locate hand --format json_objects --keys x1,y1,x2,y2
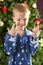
[
  {"x1": 32, "y1": 25, "x2": 41, "y2": 39},
  {"x1": 7, "y1": 23, "x2": 16, "y2": 36},
  {"x1": 7, "y1": 24, "x2": 24, "y2": 37}
]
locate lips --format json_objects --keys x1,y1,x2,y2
[{"x1": 17, "y1": 23, "x2": 26, "y2": 26}]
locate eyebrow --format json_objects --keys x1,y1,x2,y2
[{"x1": 17, "y1": 18, "x2": 26, "y2": 19}]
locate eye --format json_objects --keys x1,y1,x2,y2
[
  {"x1": 18, "y1": 18, "x2": 21, "y2": 21},
  {"x1": 24, "y1": 18, "x2": 26, "y2": 21}
]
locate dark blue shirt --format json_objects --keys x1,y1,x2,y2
[{"x1": 4, "y1": 28, "x2": 39, "y2": 65}]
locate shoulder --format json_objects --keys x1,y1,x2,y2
[{"x1": 25, "y1": 28, "x2": 33, "y2": 36}]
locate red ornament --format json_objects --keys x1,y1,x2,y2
[
  {"x1": 34, "y1": 18, "x2": 40, "y2": 26},
  {"x1": 1, "y1": 6, "x2": 8, "y2": 12}
]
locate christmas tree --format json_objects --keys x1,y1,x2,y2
[{"x1": 0, "y1": 0, "x2": 43, "y2": 65}]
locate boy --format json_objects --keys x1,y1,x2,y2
[{"x1": 4, "y1": 3, "x2": 40, "y2": 65}]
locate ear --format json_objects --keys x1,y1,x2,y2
[{"x1": 12, "y1": 17, "x2": 15, "y2": 23}]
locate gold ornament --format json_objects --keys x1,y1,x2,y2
[
  {"x1": 32, "y1": 3, "x2": 37, "y2": 8},
  {"x1": 0, "y1": 20, "x2": 4, "y2": 27}
]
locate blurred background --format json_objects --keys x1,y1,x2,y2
[{"x1": 0, "y1": 0, "x2": 43, "y2": 65}]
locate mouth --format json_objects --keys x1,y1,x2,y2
[
  {"x1": 19, "y1": 26, "x2": 25, "y2": 30},
  {"x1": 20, "y1": 24, "x2": 25, "y2": 27}
]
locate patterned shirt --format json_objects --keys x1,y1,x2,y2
[{"x1": 4, "y1": 28, "x2": 39, "y2": 65}]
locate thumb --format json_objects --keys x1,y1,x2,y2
[
  {"x1": 7, "y1": 28, "x2": 10, "y2": 32},
  {"x1": 40, "y1": 30, "x2": 42, "y2": 32},
  {"x1": 12, "y1": 23, "x2": 16, "y2": 29},
  {"x1": 34, "y1": 25, "x2": 36, "y2": 28},
  {"x1": 32, "y1": 26, "x2": 35, "y2": 31}
]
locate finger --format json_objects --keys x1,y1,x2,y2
[
  {"x1": 32, "y1": 25, "x2": 35, "y2": 31},
  {"x1": 32, "y1": 25, "x2": 36, "y2": 32},
  {"x1": 12, "y1": 23, "x2": 16, "y2": 30},
  {"x1": 36, "y1": 24, "x2": 39, "y2": 29},
  {"x1": 34, "y1": 25, "x2": 36, "y2": 28},
  {"x1": 7, "y1": 28, "x2": 10, "y2": 31},
  {"x1": 33, "y1": 25, "x2": 37, "y2": 30},
  {"x1": 40, "y1": 30, "x2": 42, "y2": 33},
  {"x1": 12, "y1": 23, "x2": 15, "y2": 28}
]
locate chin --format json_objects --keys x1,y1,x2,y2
[{"x1": 20, "y1": 27, "x2": 25, "y2": 30}]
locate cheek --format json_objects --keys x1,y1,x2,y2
[
  {"x1": 17, "y1": 21, "x2": 20, "y2": 25},
  {"x1": 24, "y1": 22, "x2": 26, "y2": 26}
]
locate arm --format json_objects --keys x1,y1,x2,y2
[
  {"x1": 28, "y1": 35, "x2": 39, "y2": 55},
  {"x1": 4, "y1": 32, "x2": 17, "y2": 55},
  {"x1": 29, "y1": 25, "x2": 40, "y2": 55}
]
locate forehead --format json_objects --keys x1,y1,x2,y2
[{"x1": 14, "y1": 10, "x2": 28, "y2": 18}]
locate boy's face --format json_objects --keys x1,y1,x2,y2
[{"x1": 13, "y1": 10, "x2": 29, "y2": 30}]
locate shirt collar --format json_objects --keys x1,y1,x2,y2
[{"x1": 25, "y1": 28, "x2": 33, "y2": 36}]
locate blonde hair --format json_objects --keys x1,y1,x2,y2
[{"x1": 13, "y1": 3, "x2": 30, "y2": 16}]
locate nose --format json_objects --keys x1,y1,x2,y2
[{"x1": 20, "y1": 20, "x2": 25, "y2": 26}]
